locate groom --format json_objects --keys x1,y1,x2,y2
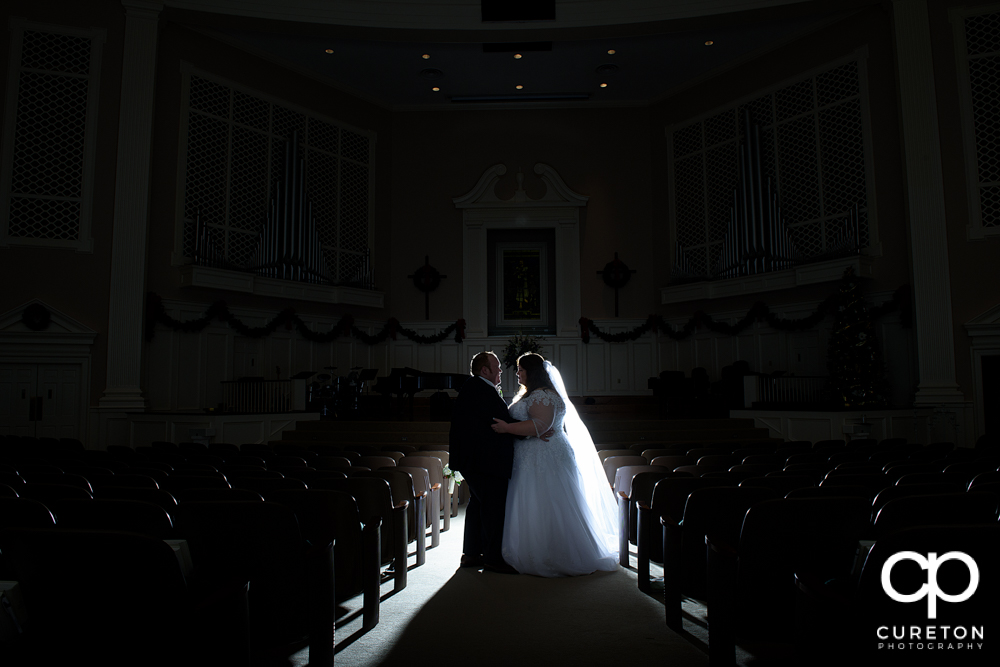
[{"x1": 449, "y1": 351, "x2": 519, "y2": 574}]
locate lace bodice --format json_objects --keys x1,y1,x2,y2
[{"x1": 509, "y1": 389, "x2": 565, "y2": 437}]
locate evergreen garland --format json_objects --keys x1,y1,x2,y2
[
  {"x1": 579, "y1": 271, "x2": 910, "y2": 343},
  {"x1": 145, "y1": 270, "x2": 908, "y2": 352},
  {"x1": 145, "y1": 293, "x2": 466, "y2": 345}
]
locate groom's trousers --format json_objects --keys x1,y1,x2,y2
[{"x1": 461, "y1": 470, "x2": 509, "y2": 566}]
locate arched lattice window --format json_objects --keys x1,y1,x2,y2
[
  {"x1": 0, "y1": 20, "x2": 104, "y2": 252},
  {"x1": 177, "y1": 68, "x2": 374, "y2": 284},
  {"x1": 669, "y1": 54, "x2": 876, "y2": 278}
]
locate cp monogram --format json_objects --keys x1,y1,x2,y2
[{"x1": 881, "y1": 551, "x2": 979, "y2": 619}]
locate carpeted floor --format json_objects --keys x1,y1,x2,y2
[{"x1": 300, "y1": 505, "x2": 710, "y2": 667}]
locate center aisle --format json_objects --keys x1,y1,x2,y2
[{"x1": 313, "y1": 503, "x2": 708, "y2": 667}]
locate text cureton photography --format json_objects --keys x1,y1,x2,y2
[{"x1": 871, "y1": 548, "x2": 989, "y2": 659}]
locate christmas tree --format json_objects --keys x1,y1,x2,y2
[{"x1": 824, "y1": 268, "x2": 890, "y2": 408}]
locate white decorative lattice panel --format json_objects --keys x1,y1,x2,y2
[
  {"x1": 181, "y1": 73, "x2": 373, "y2": 281},
  {"x1": 671, "y1": 58, "x2": 871, "y2": 275},
  {"x1": 4, "y1": 26, "x2": 101, "y2": 248},
  {"x1": 964, "y1": 11, "x2": 1000, "y2": 231}
]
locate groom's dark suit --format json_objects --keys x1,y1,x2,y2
[{"x1": 449, "y1": 375, "x2": 515, "y2": 566}]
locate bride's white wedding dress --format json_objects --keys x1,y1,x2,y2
[{"x1": 501, "y1": 371, "x2": 619, "y2": 577}]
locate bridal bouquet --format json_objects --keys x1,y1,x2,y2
[{"x1": 442, "y1": 465, "x2": 464, "y2": 493}]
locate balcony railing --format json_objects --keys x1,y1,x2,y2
[
  {"x1": 221, "y1": 379, "x2": 290, "y2": 413},
  {"x1": 743, "y1": 375, "x2": 827, "y2": 408}
]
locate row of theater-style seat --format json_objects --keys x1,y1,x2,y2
[
  {"x1": 0, "y1": 437, "x2": 454, "y2": 667},
  {"x1": 602, "y1": 438, "x2": 1000, "y2": 666}
]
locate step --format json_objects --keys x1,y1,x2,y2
[
  {"x1": 282, "y1": 430, "x2": 450, "y2": 444},
  {"x1": 295, "y1": 420, "x2": 450, "y2": 433},
  {"x1": 589, "y1": 430, "x2": 772, "y2": 444},
  {"x1": 582, "y1": 418, "x2": 757, "y2": 432}
]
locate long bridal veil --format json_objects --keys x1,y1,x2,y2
[{"x1": 544, "y1": 361, "x2": 619, "y2": 557}]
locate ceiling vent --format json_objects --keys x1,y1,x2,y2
[
  {"x1": 482, "y1": 42, "x2": 552, "y2": 53},
  {"x1": 481, "y1": 0, "x2": 555, "y2": 22},
  {"x1": 451, "y1": 92, "x2": 590, "y2": 103}
]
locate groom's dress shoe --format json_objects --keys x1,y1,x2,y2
[
  {"x1": 460, "y1": 554, "x2": 485, "y2": 569},
  {"x1": 483, "y1": 561, "x2": 519, "y2": 575}
]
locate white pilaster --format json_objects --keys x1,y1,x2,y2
[
  {"x1": 892, "y1": 0, "x2": 964, "y2": 405},
  {"x1": 99, "y1": 1, "x2": 162, "y2": 411}
]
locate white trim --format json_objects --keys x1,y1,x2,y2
[{"x1": 0, "y1": 18, "x2": 105, "y2": 253}]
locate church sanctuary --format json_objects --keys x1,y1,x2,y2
[{"x1": 1, "y1": 0, "x2": 999, "y2": 666}]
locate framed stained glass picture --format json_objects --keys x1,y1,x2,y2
[
  {"x1": 501, "y1": 247, "x2": 542, "y2": 320},
  {"x1": 487, "y1": 229, "x2": 556, "y2": 336}
]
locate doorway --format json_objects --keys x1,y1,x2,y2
[{"x1": 0, "y1": 363, "x2": 83, "y2": 439}]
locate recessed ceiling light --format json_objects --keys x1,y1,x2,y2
[
  {"x1": 515, "y1": 85, "x2": 523, "y2": 90},
  {"x1": 514, "y1": 53, "x2": 523, "y2": 59},
  {"x1": 705, "y1": 40, "x2": 714, "y2": 46},
  {"x1": 607, "y1": 49, "x2": 616, "y2": 55},
  {"x1": 422, "y1": 54, "x2": 431, "y2": 59},
  {"x1": 432, "y1": 87, "x2": 440, "y2": 91},
  {"x1": 324, "y1": 49, "x2": 334, "y2": 54},
  {"x1": 600, "y1": 83, "x2": 608, "y2": 88}
]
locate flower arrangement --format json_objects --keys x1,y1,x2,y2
[
  {"x1": 442, "y1": 464, "x2": 464, "y2": 493},
  {"x1": 501, "y1": 333, "x2": 542, "y2": 369}
]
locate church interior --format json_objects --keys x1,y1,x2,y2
[{"x1": 1, "y1": 1, "x2": 999, "y2": 666}]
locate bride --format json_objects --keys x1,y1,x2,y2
[{"x1": 490, "y1": 353, "x2": 619, "y2": 577}]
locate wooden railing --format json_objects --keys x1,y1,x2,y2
[
  {"x1": 221, "y1": 380, "x2": 290, "y2": 413},
  {"x1": 743, "y1": 375, "x2": 827, "y2": 408}
]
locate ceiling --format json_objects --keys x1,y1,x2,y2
[{"x1": 165, "y1": 0, "x2": 869, "y2": 110}]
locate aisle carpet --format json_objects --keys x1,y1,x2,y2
[{"x1": 307, "y1": 505, "x2": 709, "y2": 667}]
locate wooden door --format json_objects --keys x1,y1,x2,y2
[{"x1": 0, "y1": 363, "x2": 81, "y2": 439}]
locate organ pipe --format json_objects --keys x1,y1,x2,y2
[
  {"x1": 714, "y1": 109, "x2": 797, "y2": 279},
  {"x1": 252, "y1": 131, "x2": 331, "y2": 284}
]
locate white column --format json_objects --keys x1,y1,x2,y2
[
  {"x1": 892, "y1": 0, "x2": 964, "y2": 406},
  {"x1": 99, "y1": 1, "x2": 162, "y2": 411}
]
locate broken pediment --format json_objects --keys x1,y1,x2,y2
[{"x1": 453, "y1": 163, "x2": 589, "y2": 209}]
